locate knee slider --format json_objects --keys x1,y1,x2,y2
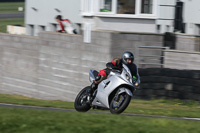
[{"x1": 95, "y1": 75, "x2": 106, "y2": 84}]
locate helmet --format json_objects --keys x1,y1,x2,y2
[{"x1": 121, "y1": 51, "x2": 134, "y2": 64}]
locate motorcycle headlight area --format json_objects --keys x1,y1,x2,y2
[
  {"x1": 126, "y1": 74, "x2": 131, "y2": 82},
  {"x1": 135, "y1": 82, "x2": 139, "y2": 86},
  {"x1": 127, "y1": 75, "x2": 130, "y2": 79}
]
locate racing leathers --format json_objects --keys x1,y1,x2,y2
[{"x1": 91, "y1": 58, "x2": 140, "y2": 91}]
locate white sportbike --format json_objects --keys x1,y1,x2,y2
[{"x1": 74, "y1": 64, "x2": 139, "y2": 114}]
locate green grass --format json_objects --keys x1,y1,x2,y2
[
  {"x1": 0, "y1": 106, "x2": 200, "y2": 133},
  {"x1": 0, "y1": 94, "x2": 200, "y2": 133},
  {"x1": 0, "y1": 94, "x2": 200, "y2": 118},
  {"x1": 125, "y1": 99, "x2": 200, "y2": 118},
  {"x1": 0, "y1": 18, "x2": 24, "y2": 33},
  {"x1": 0, "y1": 2, "x2": 25, "y2": 13},
  {"x1": 0, "y1": 94, "x2": 74, "y2": 109},
  {"x1": 0, "y1": 2, "x2": 25, "y2": 33}
]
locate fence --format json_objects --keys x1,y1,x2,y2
[
  {"x1": 195, "y1": 36, "x2": 200, "y2": 52},
  {"x1": 164, "y1": 49, "x2": 200, "y2": 70},
  {"x1": 7, "y1": 25, "x2": 25, "y2": 35}
]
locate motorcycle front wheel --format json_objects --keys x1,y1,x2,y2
[
  {"x1": 74, "y1": 86, "x2": 91, "y2": 112},
  {"x1": 110, "y1": 89, "x2": 131, "y2": 114}
]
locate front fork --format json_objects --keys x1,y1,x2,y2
[{"x1": 87, "y1": 89, "x2": 97, "y2": 104}]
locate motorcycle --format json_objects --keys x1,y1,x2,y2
[{"x1": 74, "y1": 64, "x2": 139, "y2": 114}]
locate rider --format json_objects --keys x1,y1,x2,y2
[
  {"x1": 55, "y1": 15, "x2": 72, "y2": 33},
  {"x1": 89, "y1": 51, "x2": 140, "y2": 93}
]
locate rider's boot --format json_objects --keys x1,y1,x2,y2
[
  {"x1": 87, "y1": 75, "x2": 101, "y2": 95},
  {"x1": 86, "y1": 82, "x2": 97, "y2": 104},
  {"x1": 86, "y1": 75, "x2": 102, "y2": 104},
  {"x1": 87, "y1": 82, "x2": 97, "y2": 95}
]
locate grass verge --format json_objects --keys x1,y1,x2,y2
[
  {"x1": 0, "y1": 106, "x2": 200, "y2": 133},
  {"x1": 0, "y1": 2, "x2": 25, "y2": 13},
  {"x1": 0, "y1": 94, "x2": 200, "y2": 133},
  {"x1": 0, "y1": 18, "x2": 24, "y2": 33},
  {"x1": 0, "y1": 93, "x2": 200, "y2": 118},
  {"x1": 126, "y1": 98, "x2": 200, "y2": 118}
]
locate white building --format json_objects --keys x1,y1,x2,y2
[
  {"x1": 183, "y1": 0, "x2": 200, "y2": 35},
  {"x1": 25, "y1": 0, "x2": 82, "y2": 36},
  {"x1": 25, "y1": 0, "x2": 200, "y2": 36},
  {"x1": 82, "y1": 0, "x2": 200, "y2": 35}
]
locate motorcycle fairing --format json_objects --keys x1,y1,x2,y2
[{"x1": 92, "y1": 74, "x2": 133, "y2": 108}]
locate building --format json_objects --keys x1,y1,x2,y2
[
  {"x1": 25, "y1": 0, "x2": 200, "y2": 36},
  {"x1": 82, "y1": 0, "x2": 200, "y2": 35},
  {"x1": 25, "y1": 0, "x2": 82, "y2": 36},
  {"x1": 183, "y1": 0, "x2": 200, "y2": 35}
]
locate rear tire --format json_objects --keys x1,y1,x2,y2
[
  {"x1": 110, "y1": 88, "x2": 131, "y2": 114},
  {"x1": 74, "y1": 86, "x2": 91, "y2": 112}
]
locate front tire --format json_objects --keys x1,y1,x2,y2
[
  {"x1": 74, "y1": 86, "x2": 91, "y2": 112},
  {"x1": 110, "y1": 88, "x2": 131, "y2": 114}
]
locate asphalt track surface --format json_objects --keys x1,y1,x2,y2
[
  {"x1": 1, "y1": 103, "x2": 200, "y2": 121},
  {"x1": 0, "y1": 12, "x2": 24, "y2": 18}
]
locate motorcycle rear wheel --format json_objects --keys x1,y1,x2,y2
[
  {"x1": 74, "y1": 86, "x2": 91, "y2": 112},
  {"x1": 110, "y1": 89, "x2": 131, "y2": 114}
]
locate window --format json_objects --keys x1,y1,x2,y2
[
  {"x1": 100, "y1": 0, "x2": 112, "y2": 12},
  {"x1": 141, "y1": 0, "x2": 153, "y2": 14},
  {"x1": 117, "y1": 0, "x2": 136, "y2": 14},
  {"x1": 94, "y1": 0, "x2": 156, "y2": 17}
]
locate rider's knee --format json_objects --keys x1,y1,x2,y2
[{"x1": 94, "y1": 75, "x2": 106, "y2": 84}]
